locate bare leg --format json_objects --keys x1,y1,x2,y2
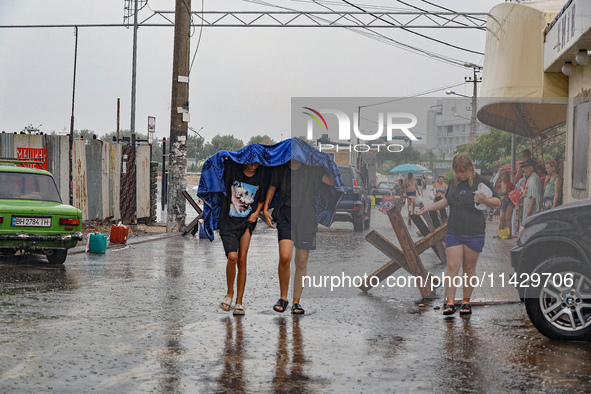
[
  {"x1": 276, "y1": 239, "x2": 293, "y2": 311},
  {"x1": 444, "y1": 245, "x2": 464, "y2": 304},
  {"x1": 504, "y1": 205, "x2": 513, "y2": 236},
  {"x1": 234, "y1": 229, "x2": 252, "y2": 305},
  {"x1": 498, "y1": 209, "x2": 506, "y2": 231},
  {"x1": 461, "y1": 245, "x2": 480, "y2": 301},
  {"x1": 292, "y1": 248, "x2": 310, "y2": 309},
  {"x1": 225, "y1": 251, "x2": 238, "y2": 301}
]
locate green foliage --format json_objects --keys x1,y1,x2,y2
[
  {"x1": 454, "y1": 127, "x2": 565, "y2": 171},
  {"x1": 188, "y1": 163, "x2": 203, "y2": 172},
  {"x1": 443, "y1": 170, "x2": 454, "y2": 184},
  {"x1": 297, "y1": 135, "x2": 315, "y2": 145},
  {"x1": 203, "y1": 134, "x2": 244, "y2": 157},
  {"x1": 248, "y1": 135, "x2": 276, "y2": 145},
  {"x1": 365, "y1": 140, "x2": 421, "y2": 169}
]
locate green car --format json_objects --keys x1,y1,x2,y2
[{"x1": 0, "y1": 163, "x2": 82, "y2": 264}]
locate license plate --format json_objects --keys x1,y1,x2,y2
[{"x1": 12, "y1": 217, "x2": 51, "y2": 227}]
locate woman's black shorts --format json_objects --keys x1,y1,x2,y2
[{"x1": 276, "y1": 205, "x2": 317, "y2": 250}]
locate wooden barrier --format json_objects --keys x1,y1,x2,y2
[
  {"x1": 181, "y1": 191, "x2": 204, "y2": 236},
  {"x1": 360, "y1": 204, "x2": 448, "y2": 298}
]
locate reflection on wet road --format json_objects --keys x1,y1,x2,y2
[{"x1": 1, "y1": 213, "x2": 591, "y2": 392}]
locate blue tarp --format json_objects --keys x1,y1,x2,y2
[{"x1": 197, "y1": 138, "x2": 344, "y2": 241}]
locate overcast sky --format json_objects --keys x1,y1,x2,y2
[{"x1": 0, "y1": 0, "x2": 503, "y2": 144}]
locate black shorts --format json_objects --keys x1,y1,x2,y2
[
  {"x1": 276, "y1": 205, "x2": 317, "y2": 250},
  {"x1": 219, "y1": 221, "x2": 257, "y2": 257}
]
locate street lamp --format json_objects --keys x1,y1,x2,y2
[
  {"x1": 453, "y1": 113, "x2": 471, "y2": 121},
  {"x1": 446, "y1": 90, "x2": 470, "y2": 98}
]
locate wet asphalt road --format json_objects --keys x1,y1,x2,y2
[{"x1": 1, "y1": 212, "x2": 591, "y2": 393}]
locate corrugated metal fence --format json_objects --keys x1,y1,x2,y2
[{"x1": 0, "y1": 134, "x2": 149, "y2": 222}]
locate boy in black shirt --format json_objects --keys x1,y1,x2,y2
[
  {"x1": 262, "y1": 159, "x2": 334, "y2": 315},
  {"x1": 219, "y1": 159, "x2": 266, "y2": 315}
]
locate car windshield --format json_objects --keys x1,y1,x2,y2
[
  {"x1": 339, "y1": 168, "x2": 353, "y2": 186},
  {"x1": 0, "y1": 171, "x2": 62, "y2": 202},
  {"x1": 378, "y1": 182, "x2": 393, "y2": 188}
]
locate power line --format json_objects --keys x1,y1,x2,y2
[
  {"x1": 419, "y1": 0, "x2": 487, "y2": 23},
  {"x1": 189, "y1": 0, "x2": 204, "y2": 74},
  {"x1": 245, "y1": 0, "x2": 470, "y2": 68},
  {"x1": 359, "y1": 81, "x2": 466, "y2": 109},
  {"x1": 310, "y1": 0, "x2": 470, "y2": 67},
  {"x1": 341, "y1": 0, "x2": 484, "y2": 55}
]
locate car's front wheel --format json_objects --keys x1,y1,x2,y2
[
  {"x1": 47, "y1": 249, "x2": 68, "y2": 264},
  {"x1": 524, "y1": 256, "x2": 591, "y2": 341}
]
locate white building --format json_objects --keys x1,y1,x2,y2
[{"x1": 426, "y1": 98, "x2": 489, "y2": 159}]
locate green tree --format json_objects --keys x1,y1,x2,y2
[
  {"x1": 248, "y1": 135, "x2": 276, "y2": 145},
  {"x1": 297, "y1": 135, "x2": 315, "y2": 145},
  {"x1": 454, "y1": 127, "x2": 565, "y2": 170},
  {"x1": 204, "y1": 134, "x2": 244, "y2": 157}
]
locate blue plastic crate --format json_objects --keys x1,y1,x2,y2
[{"x1": 88, "y1": 233, "x2": 107, "y2": 254}]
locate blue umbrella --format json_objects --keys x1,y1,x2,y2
[{"x1": 389, "y1": 163, "x2": 425, "y2": 173}]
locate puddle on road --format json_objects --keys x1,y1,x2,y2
[{"x1": 1, "y1": 216, "x2": 591, "y2": 392}]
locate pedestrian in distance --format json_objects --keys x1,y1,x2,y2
[
  {"x1": 417, "y1": 153, "x2": 500, "y2": 316},
  {"x1": 433, "y1": 175, "x2": 447, "y2": 203},
  {"x1": 520, "y1": 158, "x2": 543, "y2": 232},
  {"x1": 403, "y1": 172, "x2": 421, "y2": 225},
  {"x1": 494, "y1": 171, "x2": 514, "y2": 239},
  {"x1": 542, "y1": 159, "x2": 563, "y2": 211},
  {"x1": 219, "y1": 158, "x2": 267, "y2": 315},
  {"x1": 262, "y1": 159, "x2": 335, "y2": 315}
]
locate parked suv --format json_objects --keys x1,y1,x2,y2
[
  {"x1": 511, "y1": 198, "x2": 591, "y2": 341},
  {"x1": 334, "y1": 166, "x2": 371, "y2": 231}
]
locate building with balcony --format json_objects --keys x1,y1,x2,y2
[{"x1": 425, "y1": 98, "x2": 489, "y2": 160}]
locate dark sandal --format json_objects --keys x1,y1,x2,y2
[
  {"x1": 459, "y1": 303, "x2": 472, "y2": 315},
  {"x1": 291, "y1": 303, "x2": 305, "y2": 315},
  {"x1": 273, "y1": 299, "x2": 289, "y2": 313},
  {"x1": 442, "y1": 304, "x2": 456, "y2": 315}
]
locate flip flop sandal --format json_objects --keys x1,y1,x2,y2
[
  {"x1": 291, "y1": 303, "x2": 305, "y2": 315},
  {"x1": 442, "y1": 304, "x2": 456, "y2": 315},
  {"x1": 459, "y1": 304, "x2": 472, "y2": 315},
  {"x1": 219, "y1": 297, "x2": 232, "y2": 312},
  {"x1": 233, "y1": 304, "x2": 245, "y2": 315},
  {"x1": 273, "y1": 298, "x2": 289, "y2": 313}
]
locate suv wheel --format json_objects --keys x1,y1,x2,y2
[
  {"x1": 47, "y1": 249, "x2": 68, "y2": 264},
  {"x1": 353, "y1": 214, "x2": 365, "y2": 232},
  {"x1": 524, "y1": 256, "x2": 591, "y2": 341}
]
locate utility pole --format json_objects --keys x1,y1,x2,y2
[
  {"x1": 130, "y1": 0, "x2": 139, "y2": 141},
  {"x1": 464, "y1": 63, "x2": 482, "y2": 143},
  {"x1": 166, "y1": 0, "x2": 191, "y2": 232},
  {"x1": 69, "y1": 26, "x2": 78, "y2": 205}
]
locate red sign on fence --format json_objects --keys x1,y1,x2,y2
[{"x1": 16, "y1": 147, "x2": 49, "y2": 171}]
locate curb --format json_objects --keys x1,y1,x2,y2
[{"x1": 70, "y1": 232, "x2": 181, "y2": 255}]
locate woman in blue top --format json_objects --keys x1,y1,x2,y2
[
  {"x1": 433, "y1": 175, "x2": 447, "y2": 203},
  {"x1": 417, "y1": 153, "x2": 500, "y2": 316}
]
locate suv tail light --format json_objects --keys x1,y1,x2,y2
[
  {"x1": 0, "y1": 216, "x2": 3, "y2": 223},
  {"x1": 353, "y1": 179, "x2": 359, "y2": 187},
  {"x1": 59, "y1": 218, "x2": 80, "y2": 225}
]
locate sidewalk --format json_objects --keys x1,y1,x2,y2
[
  {"x1": 69, "y1": 231, "x2": 179, "y2": 255},
  {"x1": 461, "y1": 219, "x2": 520, "y2": 305}
]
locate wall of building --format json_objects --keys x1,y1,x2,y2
[
  {"x1": 563, "y1": 62, "x2": 591, "y2": 203},
  {"x1": 0, "y1": 134, "x2": 149, "y2": 222}
]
